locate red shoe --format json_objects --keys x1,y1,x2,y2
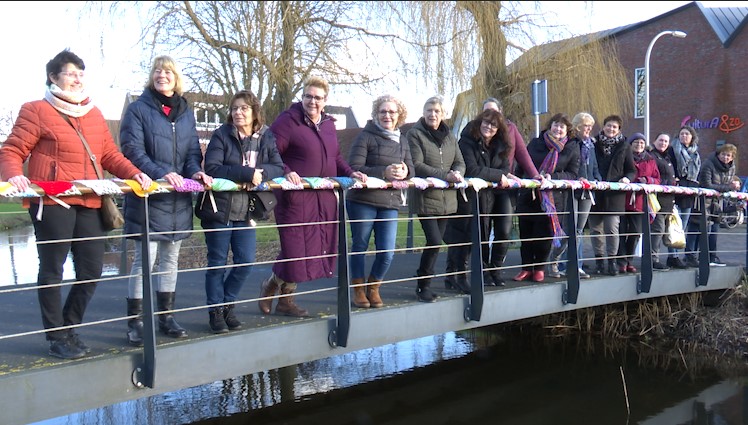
[
  {"x1": 513, "y1": 270, "x2": 532, "y2": 281},
  {"x1": 532, "y1": 270, "x2": 545, "y2": 282},
  {"x1": 626, "y1": 265, "x2": 637, "y2": 273}
]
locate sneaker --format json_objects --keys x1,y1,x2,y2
[
  {"x1": 667, "y1": 257, "x2": 688, "y2": 269},
  {"x1": 710, "y1": 256, "x2": 726, "y2": 266},
  {"x1": 684, "y1": 256, "x2": 700, "y2": 268},
  {"x1": 652, "y1": 261, "x2": 670, "y2": 271},
  {"x1": 626, "y1": 265, "x2": 637, "y2": 273},
  {"x1": 548, "y1": 263, "x2": 561, "y2": 278},
  {"x1": 49, "y1": 337, "x2": 86, "y2": 360},
  {"x1": 578, "y1": 268, "x2": 591, "y2": 279},
  {"x1": 416, "y1": 287, "x2": 438, "y2": 303},
  {"x1": 68, "y1": 332, "x2": 91, "y2": 353}
]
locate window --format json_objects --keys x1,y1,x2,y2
[{"x1": 634, "y1": 68, "x2": 645, "y2": 119}]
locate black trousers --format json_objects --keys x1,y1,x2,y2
[
  {"x1": 617, "y1": 212, "x2": 643, "y2": 266},
  {"x1": 518, "y1": 213, "x2": 552, "y2": 272},
  {"x1": 30, "y1": 203, "x2": 105, "y2": 341},
  {"x1": 416, "y1": 215, "x2": 449, "y2": 279}
]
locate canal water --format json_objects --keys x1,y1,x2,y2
[
  {"x1": 0, "y1": 225, "x2": 122, "y2": 286},
  {"x1": 29, "y1": 326, "x2": 747, "y2": 425}
]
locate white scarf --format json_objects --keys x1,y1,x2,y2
[{"x1": 44, "y1": 84, "x2": 95, "y2": 117}]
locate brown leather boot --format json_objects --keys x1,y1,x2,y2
[
  {"x1": 351, "y1": 278, "x2": 369, "y2": 308},
  {"x1": 258, "y1": 274, "x2": 281, "y2": 314},
  {"x1": 275, "y1": 282, "x2": 309, "y2": 317},
  {"x1": 366, "y1": 276, "x2": 384, "y2": 308}
]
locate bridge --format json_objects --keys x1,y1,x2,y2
[{"x1": 0, "y1": 178, "x2": 744, "y2": 425}]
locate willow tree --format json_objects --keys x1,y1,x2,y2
[
  {"x1": 380, "y1": 1, "x2": 632, "y2": 137},
  {"x1": 100, "y1": 1, "x2": 631, "y2": 131}
]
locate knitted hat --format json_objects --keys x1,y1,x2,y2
[{"x1": 629, "y1": 132, "x2": 646, "y2": 143}]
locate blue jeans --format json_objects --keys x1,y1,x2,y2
[
  {"x1": 202, "y1": 221, "x2": 256, "y2": 306},
  {"x1": 685, "y1": 219, "x2": 718, "y2": 259},
  {"x1": 347, "y1": 201, "x2": 399, "y2": 280}
]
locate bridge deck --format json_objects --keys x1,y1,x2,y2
[{"x1": 0, "y1": 237, "x2": 743, "y2": 425}]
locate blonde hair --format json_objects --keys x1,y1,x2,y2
[
  {"x1": 303, "y1": 76, "x2": 329, "y2": 96},
  {"x1": 147, "y1": 55, "x2": 184, "y2": 95},
  {"x1": 371, "y1": 95, "x2": 408, "y2": 129}
]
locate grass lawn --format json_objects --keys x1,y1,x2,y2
[{"x1": 0, "y1": 201, "x2": 29, "y2": 230}]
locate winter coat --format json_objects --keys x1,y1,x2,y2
[
  {"x1": 516, "y1": 134, "x2": 580, "y2": 215},
  {"x1": 592, "y1": 137, "x2": 637, "y2": 213},
  {"x1": 407, "y1": 119, "x2": 465, "y2": 216},
  {"x1": 347, "y1": 120, "x2": 415, "y2": 209},
  {"x1": 0, "y1": 100, "x2": 141, "y2": 209},
  {"x1": 120, "y1": 89, "x2": 203, "y2": 241},
  {"x1": 697, "y1": 152, "x2": 736, "y2": 220},
  {"x1": 269, "y1": 102, "x2": 355, "y2": 283},
  {"x1": 649, "y1": 147, "x2": 676, "y2": 213},
  {"x1": 672, "y1": 139, "x2": 701, "y2": 210},
  {"x1": 572, "y1": 135, "x2": 602, "y2": 201},
  {"x1": 625, "y1": 151, "x2": 660, "y2": 213},
  {"x1": 443, "y1": 131, "x2": 510, "y2": 245},
  {"x1": 460, "y1": 119, "x2": 537, "y2": 177},
  {"x1": 196, "y1": 124, "x2": 285, "y2": 224}
]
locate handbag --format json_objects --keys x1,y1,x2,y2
[
  {"x1": 59, "y1": 112, "x2": 124, "y2": 231},
  {"x1": 248, "y1": 191, "x2": 277, "y2": 221},
  {"x1": 664, "y1": 207, "x2": 686, "y2": 249}
]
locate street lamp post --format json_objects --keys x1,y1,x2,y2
[{"x1": 644, "y1": 30, "x2": 687, "y2": 143}]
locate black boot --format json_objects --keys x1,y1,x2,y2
[
  {"x1": 156, "y1": 292, "x2": 188, "y2": 338},
  {"x1": 595, "y1": 258, "x2": 605, "y2": 275},
  {"x1": 223, "y1": 304, "x2": 242, "y2": 330},
  {"x1": 607, "y1": 259, "x2": 619, "y2": 276},
  {"x1": 416, "y1": 278, "x2": 437, "y2": 303},
  {"x1": 209, "y1": 307, "x2": 228, "y2": 334},
  {"x1": 126, "y1": 298, "x2": 144, "y2": 347}
]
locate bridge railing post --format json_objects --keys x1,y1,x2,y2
[
  {"x1": 563, "y1": 188, "x2": 579, "y2": 304},
  {"x1": 135, "y1": 195, "x2": 156, "y2": 389},
  {"x1": 696, "y1": 194, "x2": 710, "y2": 287},
  {"x1": 638, "y1": 194, "x2": 653, "y2": 294},
  {"x1": 467, "y1": 191, "x2": 484, "y2": 322},
  {"x1": 331, "y1": 188, "x2": 351, "y2": 348}
]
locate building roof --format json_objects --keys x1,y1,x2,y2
[
  {"x1": 697, "y1": 1, "x2": 748, "y2": 46},
  {"x1": 510, "y1": 1, "x2": 748, "y2": 71}
]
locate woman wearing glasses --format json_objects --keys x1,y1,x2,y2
[
  {"x1": 0, "y1": 49, "x2": 152, "y2": 359},
  {"x1": 120, "y1": 55, "x2": 212, "y2": 345},
  {"x1": 447, "y1": 109, "x2": 512, "y2": 290},
  {"x1": 347, "y1": 95, "x2": 414, "y2": 308},
  {"x1": 260, "y1": 76, "x2": 367, "y2": 317},
  {"x1": 197, "y1": 90, "x2": 284, "y2": 333}
]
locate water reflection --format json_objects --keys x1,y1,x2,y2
[
  {"x1": 30, "y1": 328, "x2": 748, "y2": 424},
  {"x1": 0, "y1": 225, "x2": 121, "y2": 286}
]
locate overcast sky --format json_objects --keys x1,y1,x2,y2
[{"x1": 0, "y1": 1, "x2": 739, "y2": 126}]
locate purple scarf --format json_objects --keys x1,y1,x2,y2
[{"x1": 540, "y1": 132, "x2": 568, "y2": 248}]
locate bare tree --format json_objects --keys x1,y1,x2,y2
[
  {"x1": 100, "y1": 1, "x2": 630, "y2": 134},
  {"x1": 121, "y1": 1, "x2": 410, "y2": 120}
]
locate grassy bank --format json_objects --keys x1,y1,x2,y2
[{"x1": 0, "y1": 201, "x2": 30, "y2": 230}]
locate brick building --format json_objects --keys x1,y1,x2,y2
[{"x1": 612, "y1": 1, "x2": 748, "y2": 170}]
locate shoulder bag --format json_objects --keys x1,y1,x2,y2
[{"x1": 59, "y1": 113, "x2": 124, "y2": 231}]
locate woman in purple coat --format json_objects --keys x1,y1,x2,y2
[{"x1": 258, "y1": 76, "x2": 367, "y2": 317}]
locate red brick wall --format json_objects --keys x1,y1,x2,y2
[{"x1": 613, "y1": 4, "x2": 748, "y2": 174}]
